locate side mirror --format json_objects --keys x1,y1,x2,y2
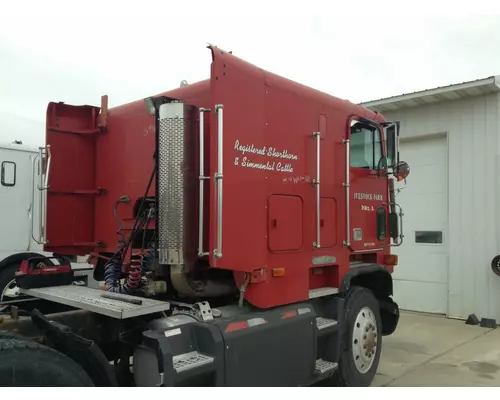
[
  {"x1": 384, "y1": 122, "x2": 400, "y2": 168},
  {"x1": 394, "y1": 160, "x2": 410, "y2": 182}
]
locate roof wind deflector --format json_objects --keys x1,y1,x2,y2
[{"x1": 358, "y1": 116, "x2": 381, "y2": 128}]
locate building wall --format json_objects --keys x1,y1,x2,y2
[{"x1": 382, "y1": 92, "x2": 500, "y2": 321}]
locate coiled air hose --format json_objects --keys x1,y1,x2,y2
[
  {"x1": 104, "y1": 250, "x2": 154, "y2": 294},
  {"x1": 104, "y1": 159, "x2": 156, "y2": 294}
]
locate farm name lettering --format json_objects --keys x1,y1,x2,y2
[
  {"x1": 234, "y1": 140, "x2": 299, "y2": 160},
  {"x1": 353, "y1": 192, "x2": 383, "y2": 201},
  {"x1": 233, "y1": 140, "x2": 298, "y2": 173}
]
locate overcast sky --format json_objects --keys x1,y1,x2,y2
[{"x1": 1, "y1": 2, "x2": 500, "y2": 145}]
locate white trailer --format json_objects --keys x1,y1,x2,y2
[{"x1": 0, "y1": 142, "x2": 95, "y2": 307}]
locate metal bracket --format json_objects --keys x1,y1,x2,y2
[
  {"x1": 193, "y1": 301, "x2": 214, "y2": 321},
  {"x1": 47, "y1": 127, "x2": 101, "y2": 136},
  {"x1": 48, "y1": 188, "x2": 106, "y2": 196},
  {"x1": 157, "y1": 372, "x2": 164, "y2": 387},
  {"x1": 170, "y1": 300, "x2": 215, "y2": 322},
  {"x1": 250, "y1": 267, "x2": 268, "y2": 283},
  {"x1": 213, "y1": 249, "x2": 222, "y2": 259}
]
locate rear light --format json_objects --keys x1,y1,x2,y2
[{"x1": 384, "y1": 254, "x2": 398, "y2": 266}]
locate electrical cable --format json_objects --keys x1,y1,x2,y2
[
  {"x1": 141, "y1": 209, "x2": 153, "y2": 251},
  {"x1": 104, "y1": 160, "x2": 156, "y2": 293},
  {"x1": 113, "y1": 200, "x2": 125, "y2": 244},
  {"x1": 107, "y1": 164, "x2": 155, "y2": 263}
]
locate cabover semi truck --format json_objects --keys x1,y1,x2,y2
[{"x1": 0, "y1": 45, "x2": 409, "y2": 387}]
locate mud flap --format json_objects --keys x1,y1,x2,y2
[
  {"x1": 31, "y1": 309, "x2": 117, "y2": 386},
  {"x1": 379, "y1": 297, "x2": 400, "y2": 336}
]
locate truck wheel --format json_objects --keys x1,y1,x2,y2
[
  {"x1": 331, "y1": 286, "x2": 382, "y2": 387},
  {"x1": 0, "y1": 264, "x2": 23, "y2": 303},
  {"x1": 0, "y1": 335, "x2": 94, "y2": 386},
  {"x1": 0, "y1": 263, "x2": 69, "y2": 314},
  {"x1": 0, "y1": 331, "x2": 33, "y2": 341}
]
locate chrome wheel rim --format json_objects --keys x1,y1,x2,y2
[
  {"x1": 352, "y1": 306, "x2": 378, "y2": 374},
  {"x1": 1, "y1": 278, "x2": 21, "y2": 301}
]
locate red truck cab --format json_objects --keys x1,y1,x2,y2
[{"x1": 1, "y1": 45, "x2": 409, "y2": 387}]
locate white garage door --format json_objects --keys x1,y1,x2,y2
[{"x1": 392, "y1": 135, "x2": 448, "y2": 314}]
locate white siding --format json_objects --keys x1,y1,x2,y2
[{"x1": 382, "y1": 92, "x2": 500, "y2": 321}]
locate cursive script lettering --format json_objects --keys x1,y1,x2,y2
[
  {"x1": 234, "y1": 140, "x2": 298, "y2": 161},
  {"x1": 283, "y1": 175, "x2": 313, "y2": 184},
  {"x1": 266, "y1": 147, "x2": 298, "y2": 160},
  {"x1": 233, "y1": 139, "x2": 298, "y2": 174},
  {"x1": 234, "y1": 141, "x2": 267, "y2": 156},
  {"x1": 237, "y1": 156, "x2": 294, "y2": 173}
]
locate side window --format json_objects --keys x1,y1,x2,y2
[
  {"x1": 1, "y1": 161, "x2": 16, "y2": 187},
  {"x1": 350, "y1": 120, "x2": 382, "y2": 170},
  {"x1": 384, "y1": 125, "x2": 395, "y2": 167}
]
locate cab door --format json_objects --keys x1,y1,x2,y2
[
  {"x1": 0, "y1": 148, "x2": 32, "y2": 253},
  {"x1": 348, "y1": 118, "x2": 388, "y2": 252}
]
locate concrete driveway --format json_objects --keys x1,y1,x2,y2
[{"x1": 373, "y1": 311, "x2": 500, "y2": 386}]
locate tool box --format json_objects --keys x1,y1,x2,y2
[{"x1": 15, "y1": 257, "x2": 74, "y2": 289}]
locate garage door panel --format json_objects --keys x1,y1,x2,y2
[
  {"x1": 405, "y1": 157, "x2": 446, "y2": 168},
  {"x1": 399, "y1": 165, "x2": 446, "y2": 194},
  {"x1": 404, "y1": 221, "x2": 447, "y2": 234},
  {"x1": 393, "y1": 280, "x2": 447, "y2": 314},
  {"x1": 402, "y1": 136, "x2": 447, "y2": 164},
  {"x1": 393, "y1": 253, "x2": 448, "y2": 284},
  {"x1": 402, "y1": 195, "x2": 447, "y2": 223},
  {"x1": 405, "y1": 213, "x2": 446, "y2": 226},
  {"x1": 393, "y1": 135, "x2": 448, "y2": 315}
]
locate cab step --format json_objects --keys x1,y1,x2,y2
[
  {"x1": 172, "y1": 351, "x2": 214, "y2": 373},
  {"x1": 308, "y1": 287, "x2": 339, "y2": 299},
  {"x1": 316, "y1": 317, "x2": 338, "y2": 330},
  {"x1": 315, "y1": 359, "x2": 338, "y2": 375}
]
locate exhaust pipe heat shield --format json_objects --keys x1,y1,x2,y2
[{"x1": 157, "y1": 101, "x2": 197, "y2": 267}]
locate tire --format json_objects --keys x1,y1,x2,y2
[
  {"x1": 0, "y1": 335, "x2": 94, "y2": 386},
  {"x1": 329, "y1": 286, "x2": 382, "y2": 387},
  {"x1": 0, "y1": 264, "x2": 21, "y2": 302},
  {"x1": 0, "y1": 331, "x2": 33, "y2": 341},
  {"x1": 0, "y1": 263, "x2": 43, "y2": 313},
  {"x1": 0, "y1": 258, "x2": 59, "y2": 302}
]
